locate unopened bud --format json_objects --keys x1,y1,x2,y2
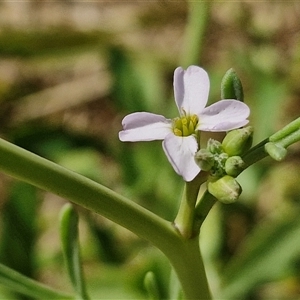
[
  {"x1": 207, "y1": 139, "x2": 223, "y2": 154},
  {"x1": 195, "y1": 149, "x2": 214, "y2": 171},
  {"x1": 221, "y1": 68, "x2": 244, "y2": 101},
  {"x1": 225, "y1": 156, "x2": 245, "y2": 177},
  {"x1": 222, "y1": 126, "x2": 253, "y2": 156},
  {"x1": 208, "y1": 175, "x2": 242, "y2": 204},
  {"x1": 265, "y1": 142, "x2": 287, "y2": 161}
]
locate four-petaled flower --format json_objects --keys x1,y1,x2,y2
[{"x1": 119, "y1": 66, "x2": 250, "y2": 182}]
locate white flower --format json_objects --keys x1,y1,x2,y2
[{"x1": 119, "y1": 66, "x2": 250, "y2": 182}]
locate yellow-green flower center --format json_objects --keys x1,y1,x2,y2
[{"x1": 173, "y1": 114, "x2": 199, "y2": 137}]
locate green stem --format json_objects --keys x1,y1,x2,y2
[
  {"x1": 242, "y1": 125, "x2": 300, "y2": 169},
  {"x1": 193, "y1": 190, "x2": 217, "y2": 234},
  {"x1": 0, "y1": 263, "x2": 73, "y2": 300},
  {"x1": 241, "y1": 138, "x2": 269, "y2": 168},
  {"x1": 0, "y1": 138, "x2": 210, "y2": 299},
  {"x1": 277, "y1": 128, "x2": 300, "y2": 148},
  {"x1": 0, "y1": 138, "x2": 175, "y2": 250},
  {"x1": 180, "y1": 1, "x2": 211, "y2": 68},
  {"x1": 169, "y1": 237, "x2": 211, "y2": 300},
  {"x1": 269, "y1": 116, "x2": 300, "y2": 142},
  {"x1": 174, "y1": 173, "x2": 208, "y2": 239}
]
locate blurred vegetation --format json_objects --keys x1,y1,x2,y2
[{"x1": 0, "y1": 1, "x2": 300, "y2": 299}]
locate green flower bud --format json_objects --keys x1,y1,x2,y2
[
  {"x1": 195, "y1": 149, "x2": 214, "y2": 171},
  {"x1": 222, "y1": 126, "x2": 253, "y2": 156},
  {"x1": 221, "y1": 68, "x2": 244, "y2": 101},
  {"x1": 265, "y1": 142, "x2": 287, "y2": 161},
  {"x1": 207, "y1": 139, "x2": 223, "y2": 154},
  {"x1": 225, "y1": 156, "x2": 245, "y2": 177},
  {"x1": 208, "y1": 175, "x2": 242, "y2": 204}
]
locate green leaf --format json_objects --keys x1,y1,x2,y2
[
  {"x1": 60, "y1": 203, "x2": 90, "y2": 300},
  {"x1": 0, "y1": 263, "x2": 73, "y2": 299},
  {"x1": 144, "y1": 271, "x2": 161, "y2": 300},
  {"x1": 0, "y1": 182, "x2": 37, "y2": 279}
]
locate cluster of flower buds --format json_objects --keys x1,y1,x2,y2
[{"x1": 195, "y1": 126, "x2": 253, "y2": 203}]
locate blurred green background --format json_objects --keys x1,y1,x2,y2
[{"x1": 0, "y1": 1, "x2": 300, "y2": 299}]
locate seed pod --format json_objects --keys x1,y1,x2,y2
[{"x1": 265, "y1": 142, "x2": 287, "y2": 161}]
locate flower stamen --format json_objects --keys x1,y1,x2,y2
[{"x1": 173, "y1": 114, "x2": 199, "y2": 137}]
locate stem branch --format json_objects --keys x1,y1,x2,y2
[
  {"x1": 0, "y1": 138, "x2": 210, "y2": 299},
  {"x1": 174, "y1": 173, "x2": 208, "y2": 239},
  {"x1": 0, "y1": 138, "x2": 176, "y2": 252}
]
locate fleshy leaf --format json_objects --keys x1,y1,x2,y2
[{"x1": 60, "y1": 203, "x2": 89, "y2": 300}]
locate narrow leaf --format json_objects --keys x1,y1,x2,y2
[
  {"x1": 144, "y1": 271, "x2": 161, "y2": 300},
  {"x1": 60, "y1": 203, "x2": 89, "y2": 300},
  {"x1": 0, "y1": 263, "x2": 73, "y2": 299}
]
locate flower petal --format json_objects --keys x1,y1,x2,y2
[
  {"x1": 174, "y1": 66, "x2": 210, "y2": 115},
  {"x1": 119, "y1": 112, "x2": 172, "y2": 142},
  {"x1": 162, "y1": 134, "x2": 200, "y2": 182},
  {"x1": 198, "y1": 100, "x2": 250, "y2": 132}
]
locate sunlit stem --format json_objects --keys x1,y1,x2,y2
[
  {"x1": 269, "y1": 116, "x2": 300, "y2": 142},
  {"x1": 242, "y1": 118, "x2": 300, "y2": 168},
  {"x1": 174, "y1": 172, "x2": 208, "y2": 239},
  {"x1": 171, "y1": 237, "x2": 211, "y2": 300},
  {"x1": 0, "y1": 138, "x2": 176, "y2": 254},
  {"x1": 276, "y1": 127, "x2": 300, "y2": 148}
]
